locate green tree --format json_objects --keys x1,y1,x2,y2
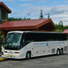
[
  {"x1": 23, "y1": 17, "x2": 27, "y2": 20},
  {"x1": 39, "y1": 9, "x2": 44, "y2": 19},
  {"x1": 54, "y1": 21, "x2": 64, "y2": 32},
  {"x1": 8, "y1": 17, "x2": 31, "y2": 21},
  {"x1": 27, "y1": 18, "x2": 31, "y2": 20},
  {"x1": 8, "y1": 17, "x2": 23, "y2": 21},
  {"x1": 59, "y1": 20, "x2": 63, "y2": 30},
  {"x1": 48, "y1": 14, "x2": 50, "y2": 18},
  {"x1": 64, "y1": 26, "x2": 68, "y2": 30}
]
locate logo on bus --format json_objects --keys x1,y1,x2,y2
[{"x1": 47, "y1": 42, "x2": 48, "y2": 46}]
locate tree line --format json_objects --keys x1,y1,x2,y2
[
  {"x1": 8, "y1": 17, "x2": 31, "y2": 21},
  {"x1": 55, "y1": 20, "x2": 68, "y2": 32},
  {"x1": 8, "y1": 9, "x2": 49, "y2": 21},
  {"x1": 8, "y1": 9, "x2": 67, "y2": 32}
]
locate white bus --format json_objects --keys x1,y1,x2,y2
[{"x1": 2, "y1": 31, "x2": 68, "y2": 59}]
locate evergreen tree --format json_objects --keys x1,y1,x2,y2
[
  {"x1": 8, "y1": 17, "x2": 31, "y2": 21},
  {"x1": 48, "y1": 14, "x2": 50, "y2": 18},
  {"x1": 39, "y1": 9, "x2": 44, "y2": 19},
  {"x1": 59, "y1": 20, "x2": 63, "y2": 30},
  {"x1": 23, "y1": 17, "x2": 26, "y2": 20},
  {"x1": 27, "y1": 18, "x2": 31, "y2": 20}
]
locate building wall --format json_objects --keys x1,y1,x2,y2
[
  {"x1": 0, "y1": 6, "x2": 8, "y2": 25},
  {"x1": 0, "y1": 6, "x2": 2, "y2": 25}
]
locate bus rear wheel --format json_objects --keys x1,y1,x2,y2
[
  {"x1": 56, "y1": 49, "x2": 60, "y2": 55},
  {"x1": 60, "y1": 49, "x2": 63, "y2": 55},
  {"x1": 26, "y1": 52, "x2": 31, "y2": 59}
]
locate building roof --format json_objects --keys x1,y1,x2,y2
[
  {"x1": 63, "y1": 29, "x2": 68, "y2": 34},
  {"x1": 0, "y1": 2, "x2": 11, "y2": 13},
  {"x1": 0, "y1": 18, "x2": 56, "y2": 31}
]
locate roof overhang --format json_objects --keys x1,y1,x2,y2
[
  {"x1": 0, "y1": 18, "x2": 56, "y2": 31},
  {"x1": 0, "y1": 2, "x2": 11, "y2": 13}
]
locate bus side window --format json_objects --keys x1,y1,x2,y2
[{"x1": 21, "y1": 39, "x2": 25, "y2": 48}]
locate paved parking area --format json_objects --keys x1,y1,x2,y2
[{"x1": 0, "y1": 53, "x2": 68, "y2": 68}]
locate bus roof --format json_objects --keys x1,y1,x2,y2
[
  {"x1": 8, "y1": 31, "x2": 67, "y2": 34},
  {"x1": 8, "y1": 31, "x2": 31, "y2": 34}
]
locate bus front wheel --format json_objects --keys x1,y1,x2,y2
[{"x1": 26, "y1": 52, "x2": 31, "y2": 59}]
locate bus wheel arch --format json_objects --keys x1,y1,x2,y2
[{"x1": 26, "y1": 51, "x2": 31, "y2": 59}]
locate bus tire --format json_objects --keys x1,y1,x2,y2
[
  {"x1": 60, "y1": 48, "x2": 63, "y2": 55},
  {"x1": 2, "y1": 52, "x2": 4, "y2": 55},
  {"x1": 26, "y1": 52, "x2": 31, "y2": 59},
  {"x1": 56, "y1": 49, "x2": 60, "y2": 55}
]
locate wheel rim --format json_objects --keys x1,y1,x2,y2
[
  {"x1": 27, "y1": 53, "x2": 30, "y2": 59},
  {"x1": 57, "y1": 50, "x2": 59, "y2": 55},
  {"x1": 61, "y1": 49, "x2": 63, "y2": 54},
  {"x1": 27, "y1": 53, "x2": 30, "y2": 58},
  {"x1": 57, "y1": 50, "x2": 60, "y2": 55}
]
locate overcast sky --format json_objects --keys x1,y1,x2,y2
[{"x1": 0, "y1": 0, "x2": 68, "y2": 25}]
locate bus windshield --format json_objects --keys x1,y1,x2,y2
[{"x1": 4, "y1": 33, "x2": 22, "y2": 50}]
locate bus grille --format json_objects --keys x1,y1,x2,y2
[
  {"x1": 52, "y1": 49, "x2": 55, "y2": 53},
  {"x1": 64, "y1": 46, "x2": 67, "y2": 51}
]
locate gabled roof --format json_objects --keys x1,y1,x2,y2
[
  {"x1": 0, "y1": 18, "x2": 56, "y2": 31},
  {"x1": 0, "y1": 2, "x2": 11, "y2": 13}
]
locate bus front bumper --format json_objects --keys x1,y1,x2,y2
[{"x1": 2, "y1": 53, "x2": 25, "y2": 59}]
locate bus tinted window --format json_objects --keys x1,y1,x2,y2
[{"x1": 24, "y1": 33, "x2": 67, "y2": 42}]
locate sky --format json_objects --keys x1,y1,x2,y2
[{"x1": 0, "y1": 0, "x2": 68, "y2": 25}]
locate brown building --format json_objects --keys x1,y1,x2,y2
[
  {"x1": 0, "y1": 2, "x2": 56, "y2": 38},
  {"x1": 0, "y1": 2, "x2": 11, "y2": 25}
]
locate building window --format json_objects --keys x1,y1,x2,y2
[{"x1": 2, "y1": 9, "x2": 7, "y2": 21}]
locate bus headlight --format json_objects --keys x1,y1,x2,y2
[
  {"x1": 4, "y1": 51, "x2": 7, "y2": 53},
  {"x1": 15, "y1": 52, "x2": 20, "y2": 54}
]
